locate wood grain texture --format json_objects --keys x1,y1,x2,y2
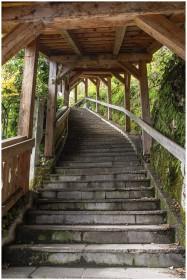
[
  {"x1": 113, "y1": 26, "x2": 127, "y2": 55},
  {"x1": 18, "y1": 39, "x2": 39, "y2": 138},
  {"x1": 2, "y1": 21, "x2": 44, "y2": 65},
  {"x1": 136, "y1": 15, "x2": 185, "y2": 60}
]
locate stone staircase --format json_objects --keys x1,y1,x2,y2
[{"x1": 3, "y1": 108, "x2": 185, "y2": 276}]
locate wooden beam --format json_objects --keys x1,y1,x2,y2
[
  {"x1": 2, "y1": 21, "x2": 44, "y2": 65},
  {"x1": 147, "y1": 40, "x2": 163, "y2": 55},
  {"x1": 59, "y1": 30, "x2": 84, "y2": 55},
  {"x1": 124, "y1": 73, "x2": 131, "y2": 132},
  {"x1": 111, "y1": 71, "x2": 125, "y2": 84},
  {"x1": 113, "y1": 26, "x2": 127, "y2": 55},
  {"x1": 56, "y1": 63, "x2": 77, "y2": 84},
  {"x1": 50, "y1": 53, "x2": 152, "y2": 63},
  {"x1": 96, "y1": 79, "x2": 100, "y2": 113},
  {"x1": 85, "y1": 79, "x2": 88, "y2": 98},
  {"x1": 89, "y1": 78, "x2": 97, "y2": 87},
  {"x1": 70, "y1": 78, "x2": 83, "y2": 91},
  {"x1": 107, "y1": 77, "x2": 112, "y2": 120},
  {"x1": 64, "y1": 79, "x2": 70, "y2": 106},
  {"x1": 139, "y1": 61, "x2": 152, "y2": 155},
  {"x1": 136, "y1": 15, "x2": 185, "y2": 60},
  {"x1": 44, "y1": 61, "x2": 57, "y2": 157},
  {"x1": 3, "y1": 2, "x2": 184, "y2": 29},
  {"x1": 69, "y1": 71, "x2": 83, "y2": 87},
  {"x1": 118, "y1": 62, "x2": 140, "y2": 80},
  {"x1": 99, "y1": 77, "x2": 108, "y2": 87},
  {"x1": 18, "y1": 39, "x2": 39, "y2": 138},
  {"x1": 74, "y1": 85, "x2": 78, "y2": 104}
]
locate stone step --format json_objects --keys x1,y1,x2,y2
[
  {"x1": 16, "y1": 224, "x2": 175, "y2": 244},
  {"x1": 61, "y1": 155, "x2": 138, "y2": 162},
  {"x1": 42, "y1": 179, "x2": 151, "y2": 190},
  {"x1": 35, "y1": 198, "x2": 160, "y2": 211},
  {"x1": 39, "y1": 187, "x2": 154, "y2": 200},
  {"x1": 55, "y1": 166, "x2": 145, "y2": 175},
  {"x1": 4, "y1": 243, "x2": 185, "y2": 267},
  {"x1": 57, "y1": 161, "x2": 141, "y2": 168},
  {"x1": 49, "y1": 172, "x2": 147, "y2": 182},
  {"x1": 64, "y1": 143, "x2": 132, "y2": 149},
  {"x1": 2, "y1": 266, "x2": 184, "y2": 279},
  {"x1": 26, "y1": 210, "x2": 167, "y2": 225},
  {"x1": 63, "y1": 147, "x2": 135, "y2": 153},
  {"x1": 62, "y1": 151, "x2": 136, "y2": 158}
]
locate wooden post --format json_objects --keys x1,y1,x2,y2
[
  {"x1": 85, "y1": 79, "x2": 88, "y2": 97},
  {"x1": 74, "y1": 85, "x2": 78, "y2": 104},
  {"x1": 84, "y1": 78, "x2": 88, "y2": 108},
  {"x1": 139, "y1": 61, "x2": 152, "y2": 155},
  {"x1": 44, "y1": 61, "x2": 57, "y2": 157},
  {"x1": 124, "y1": 73, "x2": 131, "y2": 132},
  {"x1": 18, "y1": 39, "x2": 39, "y2": 138},
  {"x1": 107, "y1": 77, "x2": 112, "y2": 120},
  {"x1": 64, "y1": 79, "x2": 70, "y2": 106},
  {"x1": 96, "y1": 79, "x2": 100, "y2": 113}
]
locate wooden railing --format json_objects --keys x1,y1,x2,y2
[
  {"x1": 2, "y1": 136, "x2": 35, "y2": 216},
  {"x1": 54, "y1": 107, "x2": 70, "y2": 157},
  {"x1": 85, "y1": 97, "x2": 185, "y2": 165}
]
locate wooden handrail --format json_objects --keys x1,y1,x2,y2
[
  {"x1": 56, "y1": 106, "x2": 68, "y2": 121},
  {"x1": 85, "y1": 97, "x2": 185, "y2": 164},
  {"x1": 2, "y1": 135, "x2": 27, "y2": 148},
  {"x1": 2, "y1": 137, "x2": 35, "y2": 216},
  {"x1": 56, "y1": 107, "x2": 70, "y2": 129},
  {"x1": 2, "y1": 138, "x2": 35, "y2": 161},
  {"x1": 73, "y1": 98, "x2": 85, "y2": 107}
]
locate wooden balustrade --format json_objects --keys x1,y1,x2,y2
[
  {"x1": 54, "y1": 107, "x2": 70, "y2": 153},
  {"x1": 85, "y1": 97, "x2": 185, "y2": 165},
  {"x1": 2, "y1": 137, "x2": 35, "y2": 216}
]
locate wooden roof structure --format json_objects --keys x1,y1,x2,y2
[{"x1": 2, "y1": 2, "x2": 185, "y2": 85}]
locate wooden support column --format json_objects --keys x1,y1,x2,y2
[
  {"x1": 64, "y1": 79, "x2": 70, "y2": 107},
  {"x1": 74, "y1": 85, "x2": 78, "y2": 104},
  {"x1": 85, "y1": 79, "x2": 88, "y2": 98},
  {"x1": 18, "y1": 39, "x2": 39, "y2": 138},
  {"x1": 44, "y1": 61, "x2": 57, "y2": 157},
  {"x1": 96, "y1": 79, "x2": 100, "y2": 113},
  {"x1": 124, "y1": 73, "x2": 131, "y2": 132},
  {"x1": 107, "y1": 77, "x2": 112, "y2": 120},
  {"x1": 139, "y1": 61, "x2": 152, "y2": 155}
]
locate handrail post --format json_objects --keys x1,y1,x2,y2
[
  {"x1": 139, "y1": 61, "x2": 152, "y2": 155},
  {"x1": 96, "y1": 79, "x2": 100, "y2": 113},
  {"x1": 44, "y1": 61, "x2": 57, "y2": 157},
  {"x1": 64, "y1": 79, "x2": 70, "y2": 107},
  {"x1": 107, "y1": 77, "x2": 112, "y2": 120},
  {"x1": 74, "y1": 85, "x2": 78, "y2": 104},
  {"x1": 85, "y1": 78, "x2": 88, "y2": 108},
  {"x1": 124, "y1": 73, "x2": 131, "y2": 132}
]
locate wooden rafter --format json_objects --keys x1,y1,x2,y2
[
  {"x1": 136, "y1": 15, "x2": 185, "y2": 60},
  {"x1": 118, "y1": 62, "x2": 140, "y2": 80},
  {"x1": 70, "y1": 78, "x2": 83, "y2": 91},
  {"x1": 69, "y1": 71, "x2": 83, "y2": 86},
  {"x1": 55, "y1": 63, "x2": 77, "y2": 84},
  {"x1": 2, "y1": 21, "x2": 44, "y2": 65},
  {"x1": 59, "y1": 30, "x2": 84, "y2": 55},
  {"x1": 2, "y1": 2, "x2": 184, "y2": 29},
  {"x1": 50, "y1": 53, "x2": 152, "y2": 63},
  {"x1": 89, "y1": 78, "x2": 97, "y2": 86},
  {"x1": 99, "y1": 77, "x2": 108, "y2": 87},
  {"x1": 113, "y1": 26, "x2": 127, "y2": 55},
  {"x1": 110, "y1": 71, "x2": 125, "y2": 84}
]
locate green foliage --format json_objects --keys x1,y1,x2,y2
[
  {"x1": 1, "y1": 50, "x2": 49, "y2": 139},
  {"x1": 151, "y1": 51, "x2": 185, "y2": 212}
]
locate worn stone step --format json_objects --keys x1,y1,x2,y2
[
  {"x1": 39, "y1": 187, "x2": 154, "y2": 200},
  {"x1": 4, "y1": 243, "x2": 185, "y2": 267},
  {"x1": 57, "y1": 161, "x2": 141, "y2": 168},
  {"x1": 64, "y1": 143, "x2": 132, "y2": 149},
  {"x1": 55, "y1": 166, "x2": 145, "y2": 175},
  {"x1": 62, "y1": 152, "x2": 136, "y2": 158},
  {"x1": 61, "y1": 155, "x2": 138, "y2": 162},
  {"x1": 66, "y1": 139, "x2": 131, "y2": 145},
  {"x1": 35, "y1": 198, "x2": 160, "y2": 211},
  {"x1": 16, "y1": 224, "x2": 175, "y2": 244},
  {"x1": 26, "y1": 210, "x2": 167, "y2": 225},
  {"x1": 43, "y1": 179, "x2": 151, "y2": 190},
  {"x1": 49, "y1": 172, "x2": 147, "y2": 183},
  {"x1": 63, "y1": 148, "x2": 135, "y2": 154}
]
